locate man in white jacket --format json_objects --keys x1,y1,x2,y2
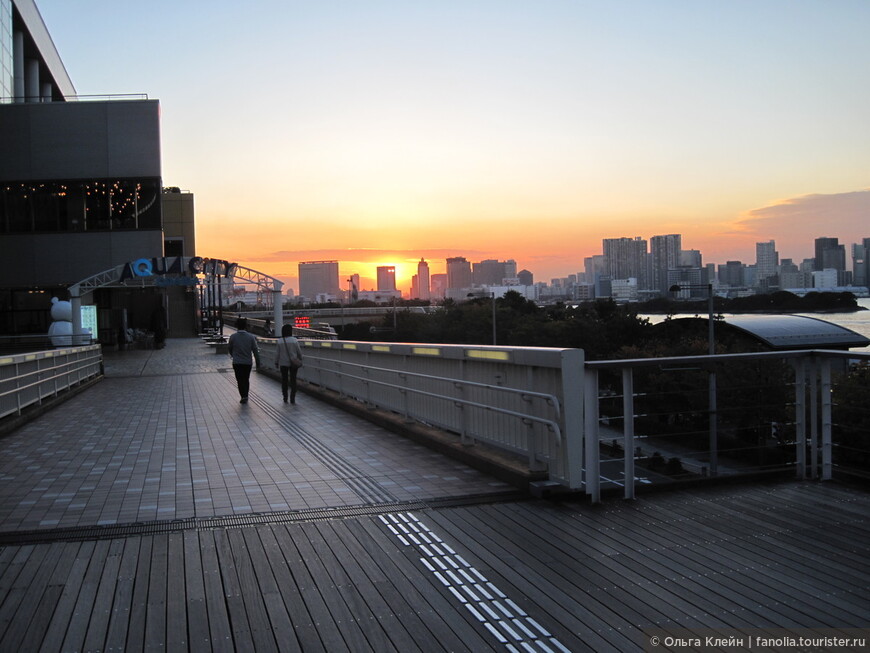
[{"x1": 228, "y1": 318, "x2": 261, "y2": 404}]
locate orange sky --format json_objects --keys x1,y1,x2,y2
[{"x1": 38, "y1": 1, "x2": 870, "y2": 295}]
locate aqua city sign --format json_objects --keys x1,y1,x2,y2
[{"x1": 119, "y1": 256, "x2": 237, "y2": 286}]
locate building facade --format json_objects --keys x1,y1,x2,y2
[
  {"x1": 0, "y1": 1, "x2": 199, "y2": 340},
  {"x1": 298, "y1": 260, "x2": 340, "y2": 302}
]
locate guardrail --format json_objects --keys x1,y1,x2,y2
[
  {"x1": 585, "y1": 349, "x2": 870, "y2": 502},
  {"x1": 0, "y1": 346, "x2": 103, "y2": 420},
  {"x1": 256, "y1": 339, "x2": 869, "y2": 498},
  {"x1": 257, "y1": 339, "x2": 584, "y2": 489}
]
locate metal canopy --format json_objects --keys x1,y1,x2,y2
[{"x1": 719, "y1": 314, "x2": 869, "y2": 350}]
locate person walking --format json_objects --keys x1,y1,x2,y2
[
  {"x1": 275, "y1": 324, "x2": 303, "y2": 404},
  {"x1": 228, "y1": 317, "x2": 261, "y2": 404}
]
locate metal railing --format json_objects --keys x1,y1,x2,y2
[
  {"x1": 584, "y1": 349, "x2": 870, "y2": 502},
  {"x1": 0, "y1": 346, "x2": 103, "y2": 420},
  {"x1": 257, "y1": 339, "x2": 584, "y2": 488}
]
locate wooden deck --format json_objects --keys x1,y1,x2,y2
[
  {"x1": 0, "y1": 481, "x2": 867, "y2": 652},
  {"x1": 0, "y1": 340, "x2": 867, "y2": 651}
]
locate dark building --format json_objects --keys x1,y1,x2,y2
[{"x1": 1, "y1": 0, "x2": 196, "y2": 341}]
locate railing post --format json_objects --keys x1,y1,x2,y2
[
  {"x1": 708, "y1": 369, "x2": 718, "y2": 476},
  {"x1": 622, "y1": 367, "x2": 635, "y2": 500},
  {"x1": 820, "y1": 357, "x2": 832, "y2": 481},
  {"x1": 560, "y1": 349, "x2": 585, "y2": 491},
  {"x1": 584, "y1": 367, "x2": 600, "y2": 503},
  {"x1": 793, "y1": 358, "x2": 806, "y2": 480},
  {"x1": 810, "y1": 357, "x2": 819, "y2": 479}
]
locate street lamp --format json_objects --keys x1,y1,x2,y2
[
  {"x1": 467, "y1": 291, "x2": 497, "y2": 345},
  {"x1": 669, "y1": 282, "x2": 718, "y2": 475}
]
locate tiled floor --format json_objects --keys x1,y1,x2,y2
[{"x1": 0, "y1": 338, "x2": 514, "y2": 531}]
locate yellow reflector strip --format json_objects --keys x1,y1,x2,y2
[
  {"x1": 320, "y1": 342, "x2": 333, "y2": 348},
  {"x1": 412, "y1": 347, "x2": 441, "y2": 356},
  {"x1": 0, "y1": 358, "x2": 12, "y2": 365},
  {"x1": 343, "y1": 343, "x2": 357, "y2": 350},
  {"x1": 25, "y1": 355, "x2": 36, "y2": 361},
  {"x1": 371, "y1": 345, "x2": 391, "y2": 352},
  {"x1": 466, "y1": 349, "x2": 511, "y2": 361}
]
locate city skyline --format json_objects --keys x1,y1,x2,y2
[
  {"x1": 35, "y1": 1, "x2": 870, "y2": 294},
  {"x1": 287, "y1": 231, "x2": 866, "y2": 299}
]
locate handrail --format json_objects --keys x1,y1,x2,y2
[
  {"x1": 304, "y1": 355, "x2": 562, "y2": 418},
  {"x1": 0, "y1": 352, "x2": 103, "y2": 399},
  {"x1": 305, "y1": 358, "x2": 563, "y2": 446}
]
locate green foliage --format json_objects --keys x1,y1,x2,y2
[{"x1": 832, "y1": 362, "x2": 870, "y2": 476}]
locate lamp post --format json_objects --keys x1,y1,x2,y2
[{"x1": 669, "y1": 282, "x2": 717, "y2": 475}]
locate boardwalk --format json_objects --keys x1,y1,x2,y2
[{"x1": 0, "y1": 339, "x2": 867, "y2": 651}]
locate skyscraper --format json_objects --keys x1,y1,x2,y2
[
  {"x1": 814, "y1": 237, "x2": 846, "y2": 284},
  {"x1": 650, "y1": 234, "x2": 682, "y2": 295},
  {"x1": 299, "y1": 261, "x2": 340, "y2": 301},
  {"x1": 416, "y1": 258, "x2": 430, "y2": 300},
  {"x1": 755, "y1": 240, "x2": 778, "y2": 285},
  {"x1": 602, "y1": 237, "x2": 648, "y2": 288},
  {"x1": 446, "y1": 257, "x2": 472, "y2": 290},
  {"x1": 377, "y1": 266, "x2": 396, "y2": 292}
]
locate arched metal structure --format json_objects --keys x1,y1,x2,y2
[{"x1": 67, "y1": 256, "x2": 284, "y2": 342}]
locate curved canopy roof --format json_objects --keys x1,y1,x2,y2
[{"x1": 717, "y1": 314, "x2": 868, "y2": 350}]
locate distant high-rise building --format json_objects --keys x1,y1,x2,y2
[
  {"x1": 852, "y1": 238, "x2": 870, "y2": 287},
  {"x1": 347, "y1": 273, "x2": 360, "y2": 302},
  {"x1": 415, "y1": 258, "x2": 431, "y2": 300},
  {"x1": 472, "y1": 259, "x2": 516, "y2": 286},
  {"x1": 679, "y1": 250, "x2": 702, "y2": 268},
  {"x1": 430, "y1": 273, "x2": 447, "y2": 299},
  {"x1": 755, "y1": 240, "x2": 778, "y2": 286},
  {"x1": 650, "y1": 234, "x2": 682, "y2": 294},
  {"x1": 446, "y1": 257, "x2": 472, "y2": 289},
  {"x1": 602, "y1": 237, "x2": 649, "y2": 288},
  {"x1": 814, "y1": 236, "x2": 846, "y2": 283},
  {"x1": 517, "y1": 269, "x2": 534, "y2": 286},
  {"x1": 377, "y1": 266, "x2": 396, "y2": 292},
  {"x1": 723, "y1": 260, "x2": 745, "y2": 288},
  {"x1": 299, "y1": 261, "x2": 340, "y2": 300}
]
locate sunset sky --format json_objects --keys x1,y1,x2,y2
[{"x1": 37, "y1": 1, "x2": 870, "y2": 294}]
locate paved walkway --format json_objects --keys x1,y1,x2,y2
[
  {"x1": 0, "y1": 338, "x2": 867, "y2": 651},
  {"x1": 0, "y1": 338, "x2": 513, "y2": 531}
]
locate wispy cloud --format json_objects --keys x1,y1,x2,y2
[{"x1": 243, "y1": 248, "x2": 491, "y2": 263}]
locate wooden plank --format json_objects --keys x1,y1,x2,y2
[
  {"x1": 239, "y1": 527, "x2": 300, "y2": 652},
  {"x1": 143, "y1": 534, "x2": 168, "y2": 652},
  {"x1": 124, "y1": 535, "x2": 154, "y2": 653},
  {"x1": 7, "y1": 543, "x2": 78, "y2": 652},
  {"x1": 635, "y1": 493, "x2": 870, "y2": 619},
  {"x1": 297, "y1": 522, "x2": 395, "y2": 653},
  {"x1": 82, "y1": 538, "x2": 126, "y2": 653},
  {"x1": 61, "y1": 539, "x2": 112, "y2": 653},
  {"x1": 213, "y1": 529, "x2": 256, "y2": 651},
  {"x1": 184, "y1": 531, "x2": 215, "y2": 650},
  {"x1": 198, "y1": 530, "x2": 236, "y2": 651},
  {"x1": 227, "y1": 528, "x2": 279, "y2": 652},
  {"x1": 0, "y1": 544, "x2": 49, "y2": 640},
  {"x1": 165, "y1": 532, "x2": 188, "y2": 650},
  {"x1": 38, "y1": 540, "x2": 97, "y2": 653},
  {"x1": 104, "y1": 537, "x2": 143, "y2": 653},
  {"x1": 428, "y1": 505, "x2": 646, "y2": 650},
  {"x1": 269, "y1": 525, "x2": 349, "y2": 652},
  {"x1": 352, "y1": 517, "x2": 501, "y2": 652},
  {"x1": 257, "y1": 526, "x2": 325, "y2": 653},
  {"x1": 314, "y1": 520, "x2": 422, "y2": 652}
]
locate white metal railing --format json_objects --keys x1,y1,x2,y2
[
  {"x1": 0, "y1": 346, "x2": 103, "y2": 420},
  {"x1": 584, "y1": 349, "x2": 870, "y2": 502},
  {"x1": 257, "y1": 339, "x2": 585, "y2": 488}
]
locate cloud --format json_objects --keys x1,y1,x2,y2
[
  {"x1": 735, "y1": 189, "x2": 870, "y2": 237},
  {"x1": 244, "y1": 248, "x2": 491, "y2": 263}
]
